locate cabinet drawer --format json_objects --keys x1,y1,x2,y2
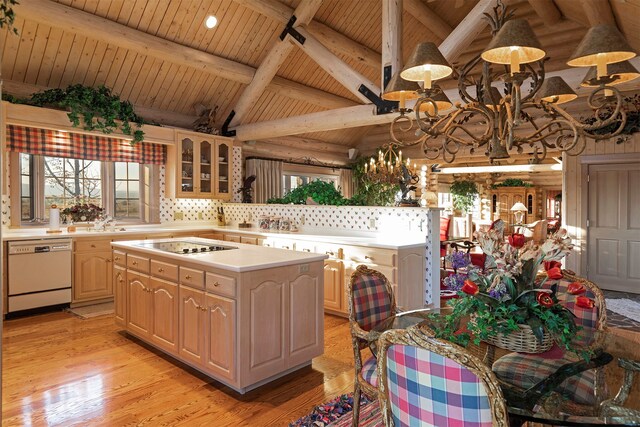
[
  {"x1": 295, "y1": 240, "x2": 315, "y2": 253},
  {"x1": 150, "y1": 259, "x2": 179, "y2": 282},
  {"x1": 224, "y1": 234, "x2": 241, "y2": 243},
  {"x1": 316, "y1": 243, "x2": 343, "y2": 259},
  {"x1": 240, "y1": 236, "x2": 258, "y2": 245},
  {"x1": 180, "y1": 266, "x2": 204, "y2": 289},
  {"x1": 127, "y1": 254, "x2": 150, "y2": 273},
  {"x1": 344, "y1": 246, "x2": 395, "y2": 267},
  {"x1": 201, "y1": 232, "x2": 224, "y2": 240},
  {"x1": 112, "y1": 250, "x2": 126, "y2": 267},
  {"x1": 75, "y1": 239, "x2": 111, "y2": 252},
  {"x1": 206, "y1": 272, "x2": 236, "y2": 298}
]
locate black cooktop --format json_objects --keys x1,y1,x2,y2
[{"x1": 136, "y1": 240, "x2": 237, "y2": 254}]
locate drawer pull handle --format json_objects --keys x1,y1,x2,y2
[
  {"x1": 119, "y1": 278, "x2": 124, "y2": 283},
  {"x1": 158, "y1": 268, "x2": 165, "y2": 273},
  {"x1": 106, "y1": 259, "x2": 111, "y2": 263},
  {"x1": 91, "y1": 244, "x2": 96, "y2": 248},
  {"x1": 283, "y1": 246, "x2": 290, "y2": 250},
  {"x1": 132, "y1": 261, "x2": 138, "y2": 266},
  {"x1": 185, "y1": 274, "x2": 192, "y2": 279},
  {"x1": 302, "y1": 249, "x2": 310, "y2": 252},
  {"x1": 114, "y1": 256, "x2": 120, "y2": 261},
  {"x1": 212, "y1": 282, "x2": 220, "y2": 287},
  {"x1": 200, "y1": 306, "x2": 207, "y2": 312},
  {"x1": 364, "y1": 256, "x2": 373, "y2": 260}
]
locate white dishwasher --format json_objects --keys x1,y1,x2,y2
[{"x1": 8, "y1": 239, "x2": 73, "y2": 313}]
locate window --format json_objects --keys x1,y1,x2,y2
[
  {"x1": 281, "y1": 163, "x2": 341, "y2": 195},
  {"x1": 16, "y1": 153, "x2": 154, "y2": 225}
]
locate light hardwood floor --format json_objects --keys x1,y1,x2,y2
[{"x1": 2, "y1": 311, "x2": 354, "y2": 426}]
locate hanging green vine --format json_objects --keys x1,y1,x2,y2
[
  {"x1": 4, "y1": 84, "x2": 145, "y2": 144},
  {"x1": 450, "y1": 180, "x2": 478, "y2": 214},
  {"x1": 0, "y1": 0, "x2": 19, "y2": 35}
]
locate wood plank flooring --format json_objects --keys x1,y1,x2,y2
[{"x1": 2, "y1": 311, "x2": 355, "y2": 426}]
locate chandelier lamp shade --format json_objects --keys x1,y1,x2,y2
[{"x1": 384, "y1": 1, "x2": 638, "y2": 164}]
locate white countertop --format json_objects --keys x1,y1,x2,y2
[
  {"x1": 112, "y1": 237, "x2": 328, "y2": 273},
  {"x1": 2, "y1": 223, "x2": 426, "y2": 249}
]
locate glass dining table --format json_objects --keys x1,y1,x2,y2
[{"x1": 372, "y1": 308, "x2": 640, "y2": 427}]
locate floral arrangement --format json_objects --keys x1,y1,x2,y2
[
  {"x1": 436, "y1": 221, "x2": 595, "y2": 354},
  {"x1": 61, "y1": 202, "x2": 104, "y2": 223}
]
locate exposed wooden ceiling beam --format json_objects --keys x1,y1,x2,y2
[
  {"x1": 242, "y1": 140, "x2": 348, "y2": 165},
  {"x1": 293, "y1": 27, "x2": 380, "y2": 103},
  {"x1": 527, "y1": 0, "x2": 563, "y2": 26},
  {"x1": 257, "y1": 135, "x2": 349, "y2": 154},
  {"x1": 231, "y1": 0, "x2": 382, "y2": 70},
  {"x1": 403, "y1": 0, "x2": 453, "y2": 42},
  {"x1": 15, "y1": 0, "x2": 355, "y2": 111},
  {"x1": 582, "y1": 0, "x2": 617, "y2": 27},
  {"x1": 382, "y1": 0, "x2": 403, "y2": 88},
  {"x1": 229, "y1": 0, "x2": 323, "y2": 127},
  {"x1": 2, "y1": 80, "x2": 198, "y2": 130}
]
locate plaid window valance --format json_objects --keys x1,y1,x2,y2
[{"x1": 6, "y1": 125, "x2": 166, "y2": 165}]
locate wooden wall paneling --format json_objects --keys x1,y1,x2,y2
[
  {"x1": 101, "y1": 46, "x2": 126, "y2": 89},
  {"x1": 175, "y1": 0, "x2": 208, "y2": 46},
  {"x1": 118, "y1": 53, "x2": 150, "y2": 102},
  {"x1": 202, "y1": 2, "x2": 243, "y2": 56},
  {"x1": 175, "y1": 70, "x2": 211, "y2": 114},
  {"x1": 152, "y1": 63, "x2": 181, "y2": 109},
  {"x1": 1, "y1": 20, "x2": 24, "y2": 81},
  {"x1": 45, "y1": 31, "x2": 75, "y2": 88},
  {"x1": 126, "y1": 0, "x2": 150, "y2": 28},
  {"x1": 125, "y1": 57, "x2": 157, "y2": 104},
  {"x1": 81, "y1": 40, "x2": 109, "y2": 87},
  {"x1": 24, "y1": 24, "x2": 50, "y2": 85},
  {"x1": 610, "y1": 1, "x2": 640, "y2": 51},
  {"x1": 161, "y1": 66, "x2": 192, "y2": 112},
  {"x1": 10, "y1": 20, "x2": 38, "y2": 82},
  {"x1": 57, "y1": 34, "x2": 89, "y2": 88},
  {"x1": 113, "y1": 0, "x2": 136, "y2": 25},
  {"x1": 135, "y1": 0, "x2": 164, "y2": 34},
  {"x1": 71, "y1": 38, "x2": 99, "y2": 84},
  {"x1": 145, "y1": 0, "x2": 175, "y2": 37},
  {"x1": 155, "y1": 0, "x2": 183, "y2": 41},
  {"x1": 104, "y1": 0, "x2": 125, "y2": 21}
]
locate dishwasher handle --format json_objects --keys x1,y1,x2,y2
[{"x1": 34, "y1": 246, "x2": 51, "y2": 253}]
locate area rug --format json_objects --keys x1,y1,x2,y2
[
  {"x1": 67, "y1": 302, "x2": 114, "y2": 319},
  {"x1": 605, "y1": 298, "x2": 640, "y2": 321},
  {"x1": 289, "y1": 393, "x2": 375, "y2": 427}
]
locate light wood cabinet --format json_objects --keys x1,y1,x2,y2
[
  {"x1": 223, "y1": 234, "x2": 241, "y2": 243},
  {"x1": 199, "y1": 232, "x2": 224, "y2": 240},
  {"x1": 490, "y1": 186, "x2": 541, "y2": 224},
  {"x1": 73, "y1": 250, "x2": 113, "y2": 303},
  {"x1": 113, "y1": 264, "x2": 127, "y2": 327},
  {"x1": 150, "y1": 277, "x2": 179, "y2": 353},
  {"x1": 323, "y1": 259, "x2": 345, "y2": 314},
  {"x1": 179, "y1": 285, "x2": 206, "y2": 366},
  {"x1": 204, "y1": 293, "x2": 236, "y2": 381},
  {"x1": 175, "y1": 131, "x2": 233, "y2": 200},
  {"x1": 127, "y1": 272, "x2": 151, "y2": 337}
]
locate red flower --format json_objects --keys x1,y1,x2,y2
[
  {"x1": 508, "y1": 233, "x2": 526, "y2": 249},
  {"x1": 546, "y1": 267, "x2": 563, "y2": 280},
  {"x1": 461, "y1": 280, "x2": 479, "y2": 295},
  {"x1": 536, "y1": 292, "x2": 554, "y2": 308},
  {"x1": 576, "y1": 296, "x2": 595, "y2": 309},
  {"x1": 567, "y1": 282, "x2": 586, "y2": 295},
  {"x1": 544, "y1": 261, "x2": 561, "y2": 271}
]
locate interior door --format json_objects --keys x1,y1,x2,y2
[{"x1": 587, "y1": 163, "x2": 640, "y2": 293}]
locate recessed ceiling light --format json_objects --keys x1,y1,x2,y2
[{"x1": 205, "y1": 15, "x2": 218, "y2": 29}]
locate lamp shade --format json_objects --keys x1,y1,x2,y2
[
  {"x1": 567, "y1": 24, "x2": 636, "y2": 67},
  {"x1": 511, "y1": 202, "x2": 527, "y2": 212},
  {"x1": 400, "y1": 42, "x2": 453, "y2": 82},
  {"x1": 537, "y1": 76, "x2": 577, "y2": 104},
  {"x1": 581, "y1": 60, "x2": 640, "y2": 87},
  {"x1": 481, "y1": 19, "x2": 546, "y2": 65},
  {"x1": 417, "y1": 90, "x2": 453, "y2": 114},
  {"x1": 382, "y1": 71, "x2": 421, "y2": 101}
]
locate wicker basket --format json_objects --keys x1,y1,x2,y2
[{"x1": 484, "y1": 324, "x2": 554, "y2": 354}]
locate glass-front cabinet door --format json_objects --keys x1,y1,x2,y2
[
  {"x1": 179, "y1": 137, "x2": 195, "y2": 196},
  {"x1": 198, "y1": 140, "x2": 214, "y2": 196},
  {"x1": 215, "y1": 141, "x2": 231, "y2": 200}
]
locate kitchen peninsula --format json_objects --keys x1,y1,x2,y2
[{"x1": 111, "y1": 237, "x2": 326, "y2": 394}]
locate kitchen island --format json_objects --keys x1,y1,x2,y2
[{"x1": 111, "y1": 237, "x2": 327, "y2": 394}]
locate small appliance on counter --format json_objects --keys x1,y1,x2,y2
[{"x1": 216, "y1": 206, "x2": 226, "y2": 226}]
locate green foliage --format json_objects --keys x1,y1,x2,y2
[
  {"x1": 0, "y1": 0, "x2": 19, "y2": 35},
  {"x1": 267, "y1": 180, "x2": 352, "y2": 205},
  {"x1": 491, "y1": 178, "x2": 533, "y2": 189},
  {"x1": 450, "y1": 180, "x2": 478, "y2": 213},
  {"x1": 350, "y1": 155, "x2": 398, "y2": 206},
  {"x1": 5, "y1": 84, "x2": 145, "y2": 144}
]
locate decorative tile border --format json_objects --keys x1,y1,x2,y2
[{"x1": 231, "y1": 146, "x2": 243, "y2": 203}]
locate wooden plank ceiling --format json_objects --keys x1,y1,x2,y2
[{"x1": 2, "y1": 0, "x2": 639, "y2": 165}]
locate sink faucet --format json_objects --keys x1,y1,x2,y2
[{"x1": 92, "y1": 215, "x2": 115, "y2": 231}]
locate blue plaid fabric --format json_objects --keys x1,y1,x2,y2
[
  {"x1": 386, "y1": 344, "x2": 493, "y2": 427},
  {"x1": 361, "y1": 356, "x2": 378, "y2": 387},
  {"x1": 352, "y1": 273, "x2": 393, "y2": 331}
]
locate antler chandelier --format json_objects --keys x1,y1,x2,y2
[{"x1": 382, "y1": 1, "x2": 638, "y2": 164}]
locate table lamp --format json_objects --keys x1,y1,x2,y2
[{"x1": 511, "y1": 202, "x2": 528, "y2": 225}]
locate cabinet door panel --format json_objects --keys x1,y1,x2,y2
[
  {"x1": 127, "y1": 272, "x2": 151, "y2": 337},
  {"x1": 198, "y1": 139, "x2": 214, "y2": 196},
  {"x1": 178, "y1": 136, "x2": 196, "y2": 197},
  {"x1": 323, "y1": 260, "x2": 344, "y2": 312},
  {"x1": 74, "y1": 251, "x2": 113, "y2": 302},
  {"x1": 114, "y1": 265, "x2": 127, "y2": 327},
  {"x1": 289, "y1": 273, "x2": 323, "y2": 367},
  {"x1": 179, "y1": 285, "x2": 205, "y2": 366},
  {"x1": 150, "y1": 278, "x2": 179, "y2": 353},
  {"x1": 204, "y1": 294, "x2": 236, "y2": 381}
]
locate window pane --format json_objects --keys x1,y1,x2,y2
[
  {"x1": 83, "y1": 161, "x2": 101, "y2": 179},
  {"x1": 115, "y1": 162, "x2": 127, "y2": 179},
  {"x1": 127, "y1": 163, "x2": 139, "y2": 179},
  {"x1": 128, "y1": 181, "x2": 139, "y2": 198},
  {"x1": 115, "y1": 181, "x2": 127, "y2": 198}
]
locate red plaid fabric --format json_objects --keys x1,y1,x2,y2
[
  {"x1": 352, "y1": 273, "x2": 393, "y2": 331},
  {"x1": 361, "y1": 356, "x2": 378, "y2": 387},
  {"x1": 492, "y1": 353, "x2": 597, "y2": 405},
  {"x1": 7, "y1": 125, "x2": 165, "y2": 164},
  {"x1": 547, "y1": 279, "x2": 599, "y2": 330}
]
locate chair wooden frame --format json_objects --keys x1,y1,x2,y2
[
  {"x1": 376, "y1": 326, "x2": 509, "y2": 427},
  {"x1": 347, "y1": 264, "x2": 398, "y2": 426}
]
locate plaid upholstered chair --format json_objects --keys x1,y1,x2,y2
[
  {"x1": 377, "y1": 326, "x2": 509, "y2": 427},
  {"x1": 348, "y1": 265, "x2": 398, "y2": 426},
  {"x1": 492, "y1": 271, "x2": 607, "y2": 406}
]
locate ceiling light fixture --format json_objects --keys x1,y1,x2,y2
[
  {"x1": 205, "y1": 15, "x2": 218, "y2": 29},
  {"x1": 383, "y1": 1, "x2": 637, "y2": 164}
]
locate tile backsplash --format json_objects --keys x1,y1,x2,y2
[{"x1": 159, "y1": 166, "x2": 222, "y2": 223}]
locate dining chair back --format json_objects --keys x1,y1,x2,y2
[
  {"x1": 377, "y1": 326, "x2": 509, "y2": 427},
  {"x1": 348, "y1": 265, "x2": 397, "y2": 426}
]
